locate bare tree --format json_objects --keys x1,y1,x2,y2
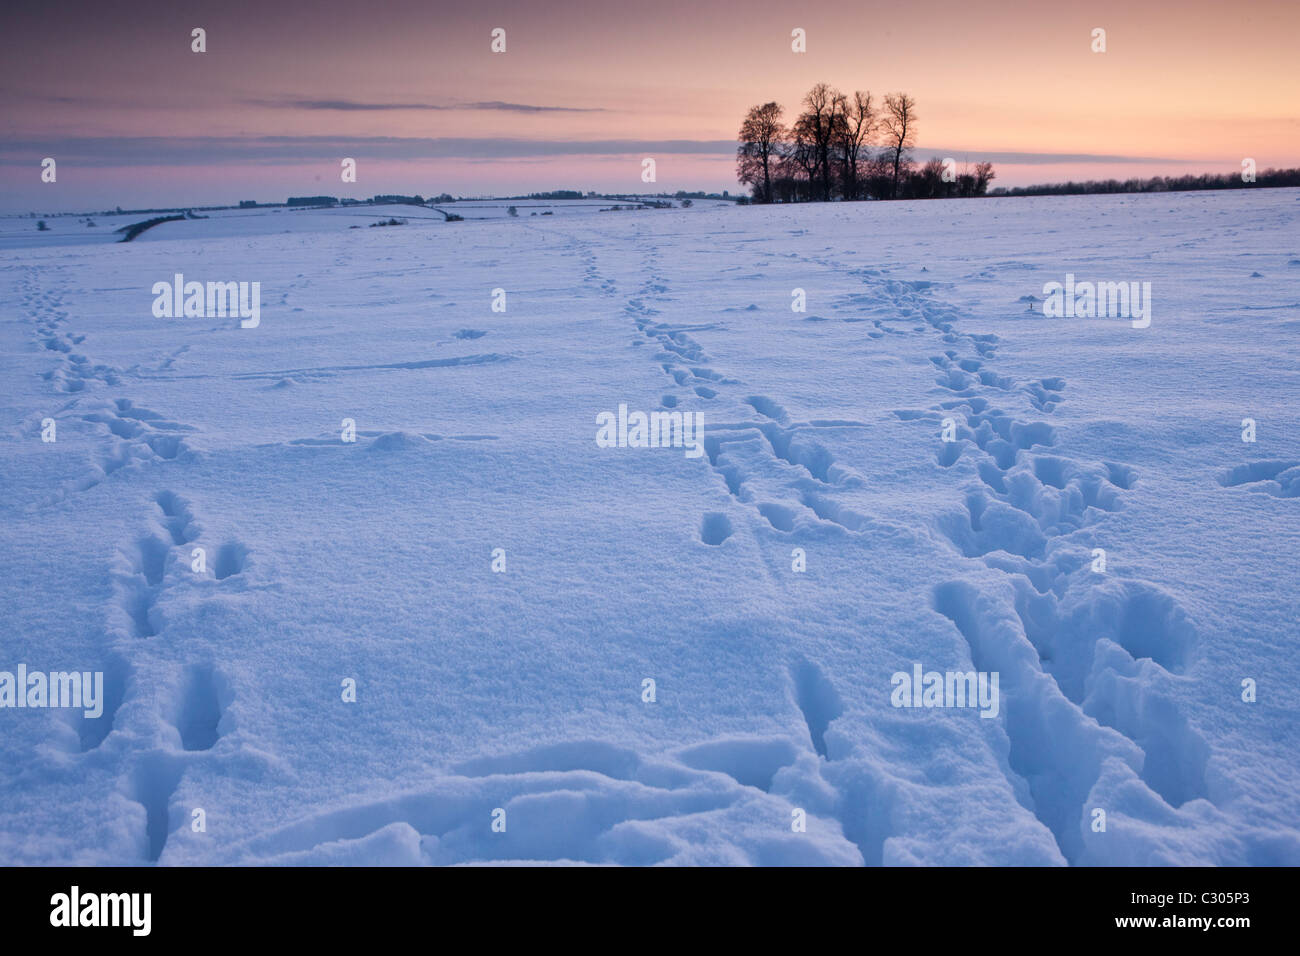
[
  {"x1": 780, "y1": 118, "x2": 819, "y2": 201},
  {"x1": 796, "y1": 83, "x2": 845, "y2": 202},
  {"x1": 860, "y1": 152, "x2": 894, "y2": 200},
  {"x1": 834, "y1": 91, "x2": 876, "y2": 201},
  {"x1": 736, "y1": 102, "x2": 786, "y2": 204},
  {"x1": 735, "y1": 89, "x2": 968, "y2": 203},
  {"x1": 918, "y1": 157, "x2": 946, "y2": 198},
  {"x1": 881, "y1": 93, "x2": 918, "y2": 199}
]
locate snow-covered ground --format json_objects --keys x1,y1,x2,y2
[{"x1": 1, "y1": 190, "x2": 1297, "y2": 866}]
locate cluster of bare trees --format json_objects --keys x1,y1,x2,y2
[{"x1": 737, "y1": 84, "x2": 993, "y2": 203}]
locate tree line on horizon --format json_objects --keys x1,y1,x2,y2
[
  {"x1": 736, "y1": 84, "x2": 994, "y2": 204},
  {"x1": 989, "y1": 166, "x2": 1300, "y2": 197}
]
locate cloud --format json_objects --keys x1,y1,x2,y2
[
  {"x1": 0, "y1": 134, "x2": 1205, "y2": 169},
  {"x1": 242, "y1": 98, "x2": 603, "y2": 113},
  {"x1": 0, "y1": 135, "x2": 732, "y2": 166}
]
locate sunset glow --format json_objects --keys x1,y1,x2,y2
[{"x1": 3, "y1": 0, "x2": 1297, "y2": 210}]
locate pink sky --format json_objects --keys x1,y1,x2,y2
[{"x1": 2, "y1": 0, "x2": 1297, "y2": 210}]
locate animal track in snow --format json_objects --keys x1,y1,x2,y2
[
  {"x1": 110, "y1": 534, "x2": 172, "y2": 638},
  {"x1": 127, "y1": 754, "x2": 184, "y2": 863},
  {"x1": 700, "y1": 512, "x2": 733, "y2": 546},
  {"x1": 154, "y1": 491, "x2": 199, "y2": 545},
  {"x1": 89, "y1": 490, "x2": 249, "y2": 861},
  {"x1": 63, "y1": 399, "x2": 197, "y2": 498},
  {"x1": 235, "y1": 738, "x2": 860, "y2": 866},
  {"x1": 213, "y1": 542, "x2": 249, "y2": 580},
  {"x1": 883, "y1": 271, "x2": 1212, "y2": 863},
  {"x1": 55, "y1": 657, "x2": 129, "y2": 753},
  {"x1": 1218, "y1": 460, "x2": 1300, "y2": 498},
  {"x1": 791, "y1": 659, "x2": 844, "y2": 759},
  {"x1": 172, "y1": 664, "x2": 228, "y2": 752},
  {"x1": 745, "y1": 396, "x2": 789, "y2": 423}
]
